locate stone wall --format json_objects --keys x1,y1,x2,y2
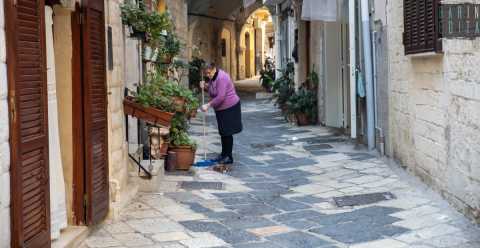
[
  {"x1": 106, "y1": 0, "x2": 131, "y2": 206},
  {"x1": 0, "y1": 0, "x2": 10, "y2": 245},
  {"x1": 385, "y1": 0, "x2": 480, "y2": 222}
]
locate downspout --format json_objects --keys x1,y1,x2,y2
[
  {"x1": 349, "y1": 0, "x2": 357, "y2": 139},
  {"x1": 372, "y1": 30, "x2": 384, "y2": 155},
  {"x1": 274, "y1": 4, "x2": 282, "y2": 79},
  {"x1": 360, "y1": 0, "x2": 375, "y2": 150}
]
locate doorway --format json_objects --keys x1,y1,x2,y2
[
  {"x1": 324, "y1": 22, "x2": 350, "y2": 128},
  {"x1": 71, "y1": 1, "x2": 110, "y2": 226}
]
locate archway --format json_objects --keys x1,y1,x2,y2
[{"x1": 238, "y1": 7, "x2": 274, "y2": 80}]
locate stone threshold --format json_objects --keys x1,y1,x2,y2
[{"x1": 52, "y1": 226, "x2": 90, "y2": 248}]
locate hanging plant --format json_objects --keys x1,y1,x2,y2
[{"x1": 120, "y1": 2, "x2": 173, "y2": 42}]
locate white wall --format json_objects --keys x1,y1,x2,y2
[{"x1": 0, "y1": 0, "x2": 11, "y2": 246}]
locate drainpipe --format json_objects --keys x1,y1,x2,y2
[
  {"x1": 360, "y1": 0, "x2": 375, "y2": 150},
  {"x1": 349, "y1": 0, "x2": 357, "y2": 139}
]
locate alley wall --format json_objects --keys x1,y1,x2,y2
[
  {"x1": 386, "y1": 0, "x2": 480, "y2": 221},
  {"x1": 106, "y1": 0, "x2": 134, "y2": 212},
  {"x1": 0, "y1": 0, "x2": 10, "y2": 245}
]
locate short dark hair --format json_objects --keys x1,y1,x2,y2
[{"x1": 204, "y1": 62, "x2": 216, "y2": 70}]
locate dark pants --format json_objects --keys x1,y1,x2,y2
[{"x1": 221, "y1": 135, "x2": 233, "y2": 158}]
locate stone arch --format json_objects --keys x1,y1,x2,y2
[{"x1": 236, "y1": 6, "x2": 274, "y2": 80}]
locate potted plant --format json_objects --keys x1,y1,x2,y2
[
  {"x1": 169, "y1": 114, "x2": 197, "y2": 170},
  {"x1": 121, "y1": 2, "x2": 173, "y2": 42},
  {"x1": 188, "y1": 57, "x2": 206, "y2": 91},
  {"x1": 272, "y1": 62, "x2": 295, "y2": 114},
  {"x1": 259, "y1": 57, "x2": 276, "y2": 92},
  {"x1": 157, "y1": 32, "x2": 182, "y2": 64},
  {"x1": 123, "y1": 75, "x2": 177, "y2": 126},
  {"x1": 286, "y1": 69, "x2": 319, "y2": 127}
]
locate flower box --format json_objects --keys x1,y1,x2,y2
[{"x1": 123, "y1": 96, "x2": 174, "y2": 127}]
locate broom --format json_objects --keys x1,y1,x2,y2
[{"x1": 193, "y1": 70, "x2": 217, "y2": 167}]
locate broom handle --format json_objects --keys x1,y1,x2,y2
[{"x1": 201, "y1": 72, "x2": 207, "y2": 160}]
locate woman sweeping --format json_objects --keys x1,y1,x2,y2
[{"x1": 200, "y1": 63, "x2": 242, "y2": 165}]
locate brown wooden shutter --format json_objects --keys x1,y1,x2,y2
[
  {"x1": 82, "y1": 0, "x2": 110, "y2": 225},
  {"x1": 5, "y1": 0, "x2": 51, "y2": 247},
  {"x1": 403, "y1": 0, "x2": 442, "y2": 55}
]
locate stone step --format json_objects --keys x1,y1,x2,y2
[
  {"x1": 52, "y1": 226, "x2": 89, "y2": 248},
  {"x1": 128, "y1": 143, "x2": 144, "y2": 158},
  {"x1": 129, "y1": 159, "x2": 165, "y2": 192}
]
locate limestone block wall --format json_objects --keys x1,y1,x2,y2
[
  {"x1": 386, "y1": 0, "x2": 480, "y2": 222},
  {"x1": 106, "y1": 0, "x2": 130, "y2": 202},
  {"x1": 0, "y1": 0, "x2": 11, "y2": 246}
]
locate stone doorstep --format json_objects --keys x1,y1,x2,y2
[
  {"x1": 52, "y1": 226, "x2": 90, "y2": 248},
  {"x1": 109, "y1": 181, "x2": 139, "y2": 220},
  {"x1": 129, "y1": 159, "x2": 169, "y2": 193},
  {"x1": 128, "y1": 144, "x2": 144, "y2": 158}
]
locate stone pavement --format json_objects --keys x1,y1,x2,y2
[{"x1": 83, "y1": 99, "x2": 480, "y2": 248}]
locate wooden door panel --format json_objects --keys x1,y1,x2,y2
[
  {"x1": 5, "y1": 0, "x2": 51, "y2": 247},
  {"x1": 82, "y1": 0, "x2": 109, "y2": 225}
]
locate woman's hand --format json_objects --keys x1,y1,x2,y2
[
  {"x1": 201, "y1": 103, "x2": 210, "y2": 112},
  {"x1": 200, "y1": 81, "x2": 208, "y2": 90}
]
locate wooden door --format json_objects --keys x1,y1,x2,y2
[
  {"x1": 5, "y1": 0, "x2": 51, "y2": 247},
  {"x1": 82, "y1": 0, "x2": 109, "y2": 225}
]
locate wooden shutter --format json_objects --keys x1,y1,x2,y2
[
  {"x1": 403, "y1": 0, "x2": 442, "y2": 55},
  {"x1": 82, "y1": 0, "x2": 110, "y2": 225},
  {"x1": 5, "y1": 0, "x2": 51, "y2": 247}
]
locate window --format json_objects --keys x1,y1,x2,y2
[
  {"x1": 221, "y1": 39, "x2": 227, "y2": 57},
  {"x1": 403, "y1": 0, "x2": 442, "y2": 55}
]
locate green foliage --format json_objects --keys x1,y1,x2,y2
[
  {"x1": 170, "y1": 113, "x2": 196, "y2": 148},
  {"x1": 120, "y1": 2, "x2": 173, "y2": 45},
  {"x1": 136, "y1": 76, "x2": 176, "y2": 113},
  {"x1": 286, "y1": 87, "x2": 318, "y2": 123},
  {"x1": 158, "y1": 32, "x2": 182, "y2": 59},
  {"x1": 272, "y1": 62, "x2": 295, "y2": 108},
  {"x1": 188, "y1": 57, "x2": 206, "y2": 91},
  {"x1": 170, "y1": 129, "x2": 197, "y2": 148},
  {"x1": 260, "y1": 69, "x2": 275, "y2": 92}
]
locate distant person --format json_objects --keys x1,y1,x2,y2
[{"x1": 200, "y1": 63, "x2": 242, "y2": 164}]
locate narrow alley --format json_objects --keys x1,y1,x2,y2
[
  {"x1": 83, "y1": 96, "x2": 480, "y2": 248},
  {"x1": 2, "y1": 0, "x2": 480, "y2": 247}
]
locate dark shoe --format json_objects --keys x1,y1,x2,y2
[
  {"x1": 218, "y1": 156, "x2": 234, "y2": 165},
  {"x1": 212, "y1": 154, "x2": 225, "y2": 162}
]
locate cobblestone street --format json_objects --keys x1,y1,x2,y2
[{"x1": 83, "y1": 98, "x2": 480, "y2": 248}]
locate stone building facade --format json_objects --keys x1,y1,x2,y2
[
  {"x1": 0, "y1": 0, "x2": 11, "y2": 246},
  {"x1": 383, "y1": 0, "x2": 480, "y2": 222}
]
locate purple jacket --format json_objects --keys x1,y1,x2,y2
[{"x1": 208, "y1": 70, "x2": 240, "y2": 111}]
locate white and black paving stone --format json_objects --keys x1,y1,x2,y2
[{"x1": 83, "y1": 98, "x2": 480, "y2": 248}]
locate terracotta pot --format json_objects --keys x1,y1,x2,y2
[
  {"x1": 295, "y1": 113, "x2": 310, "y2": 126},
  {"x1": 159, "y1": 55, "x2": 173, "y2": 64},
  {"x1": 189, "y1": 109, "x2": 197, "y2": 119},
  {"x1": 169, "y1": 146, "x2": 196, "y2": 170},
  {"x1": 123, "y1": 96, "x2": 175, "y2": 127},
  {"x1": 173, "y1": 96, "x2": 186, "y2": 112},
  {"x1": 159, "y1": 140, "x2": 169, "y2": 157}
]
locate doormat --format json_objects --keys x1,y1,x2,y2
[
  {"x1": 304, "y1": 144, "x2": 334, "y2": 150},
  {"x1": 250, "y1": 143, "x2": 276, "y2": 149},
  {"x1": 180, "y1": 181, "x2": 224, "y2": 190},
  {"x1": 334, "y1": 192, "x2": 396, "y2": 207}
]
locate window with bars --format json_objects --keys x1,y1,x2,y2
[{"x1": 403, "y1": 0, "x2": 442, "y2": 55}]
